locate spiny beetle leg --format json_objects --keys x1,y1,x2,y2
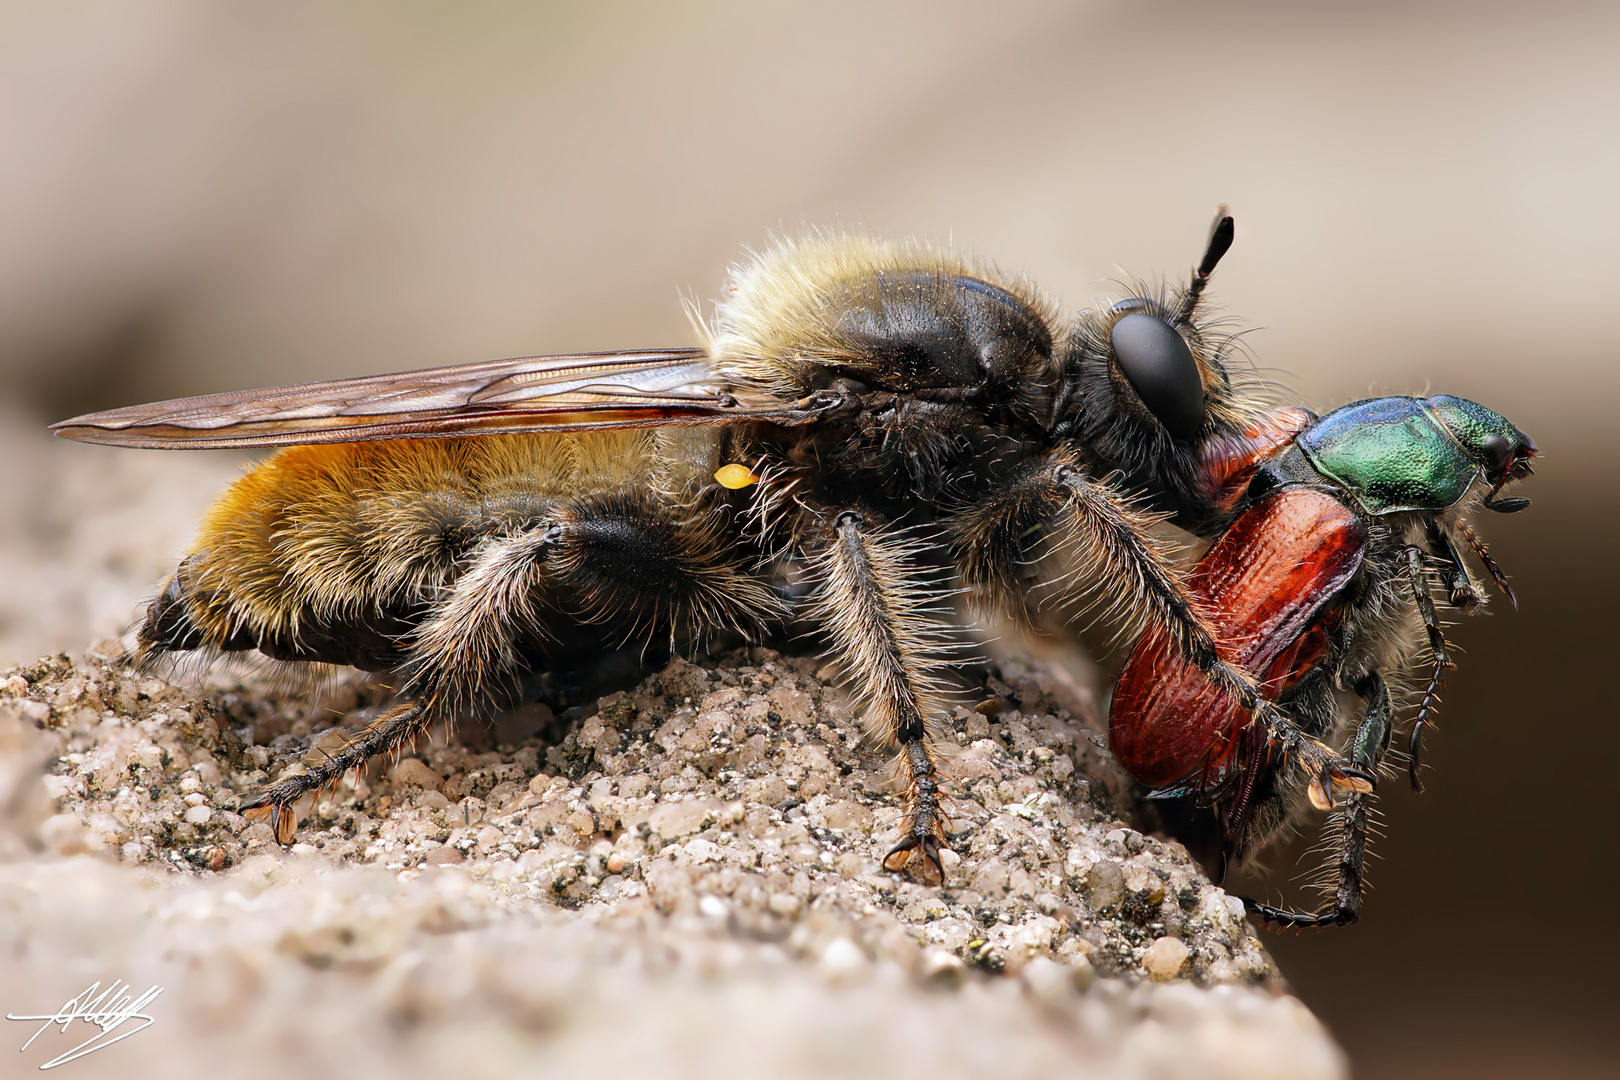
[
  {"x1": 1242, "y1": 672, "x2": 1390, "y2": 928},
  {"x1": 1403, "y1": 544, "x2": 1456, "y2": 793}
]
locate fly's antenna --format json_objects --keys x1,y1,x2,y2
[{"x1": 1176, "y1": 206, "x2": 1235, "y2": 325}]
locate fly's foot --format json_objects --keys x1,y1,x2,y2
[
  {"x1": 882, "y1": 743, "x2": 951, "y2": 884},
  {"x1": 1251, "y1": 699, "x2": 1373, "y2": 809},
  {"x1": 236, "y1": 701, "x2": 428, "y2": 845},
  {"x1": 238, "y1": 786, "x2": 302, "y2": 845},
  {"x1": 883, "y1": 827, "x2": 949, "y2": 885}
]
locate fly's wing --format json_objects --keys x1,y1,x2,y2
[{"x1": 51, "y1": 349, "x2": 810, "y2": 449}]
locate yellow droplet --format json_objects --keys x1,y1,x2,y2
[{"x1": 715, "y1": 463, "x2": 759, "y2": 489}]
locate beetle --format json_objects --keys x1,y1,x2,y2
[{"x1": 1110, "y1": 394, "x2": 1536, "y2": 925}]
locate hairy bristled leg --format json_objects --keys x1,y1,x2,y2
[
  {"x1": 242, "y1": 493, "x2": 780, "y2": 841},
  {"x1": 813, "y1": 510, "x2": 953, "y2": 883},
  {"x1": 1245, "y1": 672, "x2": 1392, "y2": 927},
  {"x1": 951, "y1": 451, "x2": 1372, "y2": 803},
  {"x1": 238, "y1": 525, "x2": 559, "y2": 838}
]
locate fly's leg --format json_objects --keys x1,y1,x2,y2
[
  {"x1": 951, "y1": 451, "x2": 1372, "y2": 803},
  {"x1": 1404, "y1": 544, "x2": 1456, "y2": 794},
  {"x1": 1246, "y1": 672, "x2": 1391, "y2": 927},
  {"x1": 243, "y1": 497, "x2": 781, "y2": 842},
  {"x1": 238, "y1": 525, "x2": 560, "y2": 840},
  {"x1": 1054, "y1": 459, "x2": 1371, "y2": 804},
  {"x1": 240, "y1": 702, "x2": 427, "y2": 843},
  {"x1": 815, "y1": 510, "x2": 952, "y2": 883}
]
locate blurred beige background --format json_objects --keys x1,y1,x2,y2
[{"x1": 1, "y1": 1, "x2": 1615, "y2": 1076}]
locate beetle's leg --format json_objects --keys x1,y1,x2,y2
[
  {"x1": 1404, "y1": 544, "x2": 1455, "y2": 794},
  {"x1": 1222, "y1": 721, "x2": 1271, "y2": 845},
  {"x1": 951, "y1": 451, "x2": 1370, "y2": 801},
  {"x1": 1458, "y1": 520, "x2": 1517, "y2": 609},
  {"x1": 815, "y1": 510, "x2": 953, "y2": 884},
  {"x1": 1245, "y1": 672, "x2": 1391, "y2": 928},
  {"x1": 1426, "y1": 522, "x2": 1481, "y2": 611}
]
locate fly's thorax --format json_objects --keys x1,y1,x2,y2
[{"x1": 706, "y1": 233, "x2": 1060, "y2": 417}]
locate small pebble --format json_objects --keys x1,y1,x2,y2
[
  {"x1": 392, "y1": 758, "x2": 443, "y2": 791},
  {"x1": 423, "y1": 847, "x2": 465, "y2": 866},
  {"x1": 1144, "y1": 936, "x2": 1190, "y2": 981},
  {"x1": 819, "y1": 938, "x2": 867, "y2": 983},
  {"x1": 1020, "y1": 957, "x2": 1076, "y2": 1003},
  {"x1": 920, "y1": 948, "x2": 966, "y2": 987}
]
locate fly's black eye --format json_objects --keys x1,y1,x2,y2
[
  {"x1": 1109, "y1": 313, "x2": 1205, "y2": 441},
  {"x1": 1481, "y1": 433, "x2": 1513, "y2": 473}
]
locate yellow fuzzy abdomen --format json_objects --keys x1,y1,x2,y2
[{"x1": 163, "y1": 429, "x2": 707, "y2": 653}]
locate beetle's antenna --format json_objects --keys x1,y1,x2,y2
[{"x1": 1176, "y1": 206, "x2": 1234, "y2": 325}]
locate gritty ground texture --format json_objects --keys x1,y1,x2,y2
[{"x1": 0, "y1": 640, "x2": 1345, "y2": 1080}]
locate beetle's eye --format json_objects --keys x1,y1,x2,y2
[
  {"x1": 1109, "y1": 313, "x2": 1205, "y2": 441},
  {"x1": 1481, "y1": 433, "x2": 1513, "y2": 473}
]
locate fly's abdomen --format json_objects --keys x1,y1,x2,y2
[
  {"x1": 134, "y1": 430, "x2": 728, "y2": 671},
  {"x1": 1109, "y1": 487, "x2": 1369, "y2": 789}
]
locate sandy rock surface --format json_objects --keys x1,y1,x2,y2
[{"x1": 0, "y1": 642, "x2": 1345, "y2": 1079}]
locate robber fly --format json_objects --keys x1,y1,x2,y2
[{"x1": 53, "y1": 211, "x2": 1370, "y2": 880}]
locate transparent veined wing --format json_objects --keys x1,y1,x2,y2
[{"x1": 49, "y1": 349, "x2": 816, "y2": 449}]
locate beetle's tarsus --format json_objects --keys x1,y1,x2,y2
[{"x1": 1242, "y1": 896, "x2": 1360, "y2": 928}]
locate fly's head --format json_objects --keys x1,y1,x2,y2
[{"x1": 1055, "y1": 211, "x2": 1275, "y2": 532}]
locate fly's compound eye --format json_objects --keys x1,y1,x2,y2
[{"x1": 1109, "y1": 312, "x2": 1206, "y2": 441}]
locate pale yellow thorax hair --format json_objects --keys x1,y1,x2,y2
[{"x1": 703, "y1": 232, "x2": 1055, "y2": 398}]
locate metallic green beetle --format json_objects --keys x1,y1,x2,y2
[{"x1": 1110, "y1": 393, "x2": 1535, "y2": 926}]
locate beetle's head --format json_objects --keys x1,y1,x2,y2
[{"x1": 1427, "y1": 395, "x2": 1537, "y2": 513}]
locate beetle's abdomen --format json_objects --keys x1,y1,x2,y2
[{"x1": 1110, "y1": 487, "x2": 1369, "y2": 789}]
